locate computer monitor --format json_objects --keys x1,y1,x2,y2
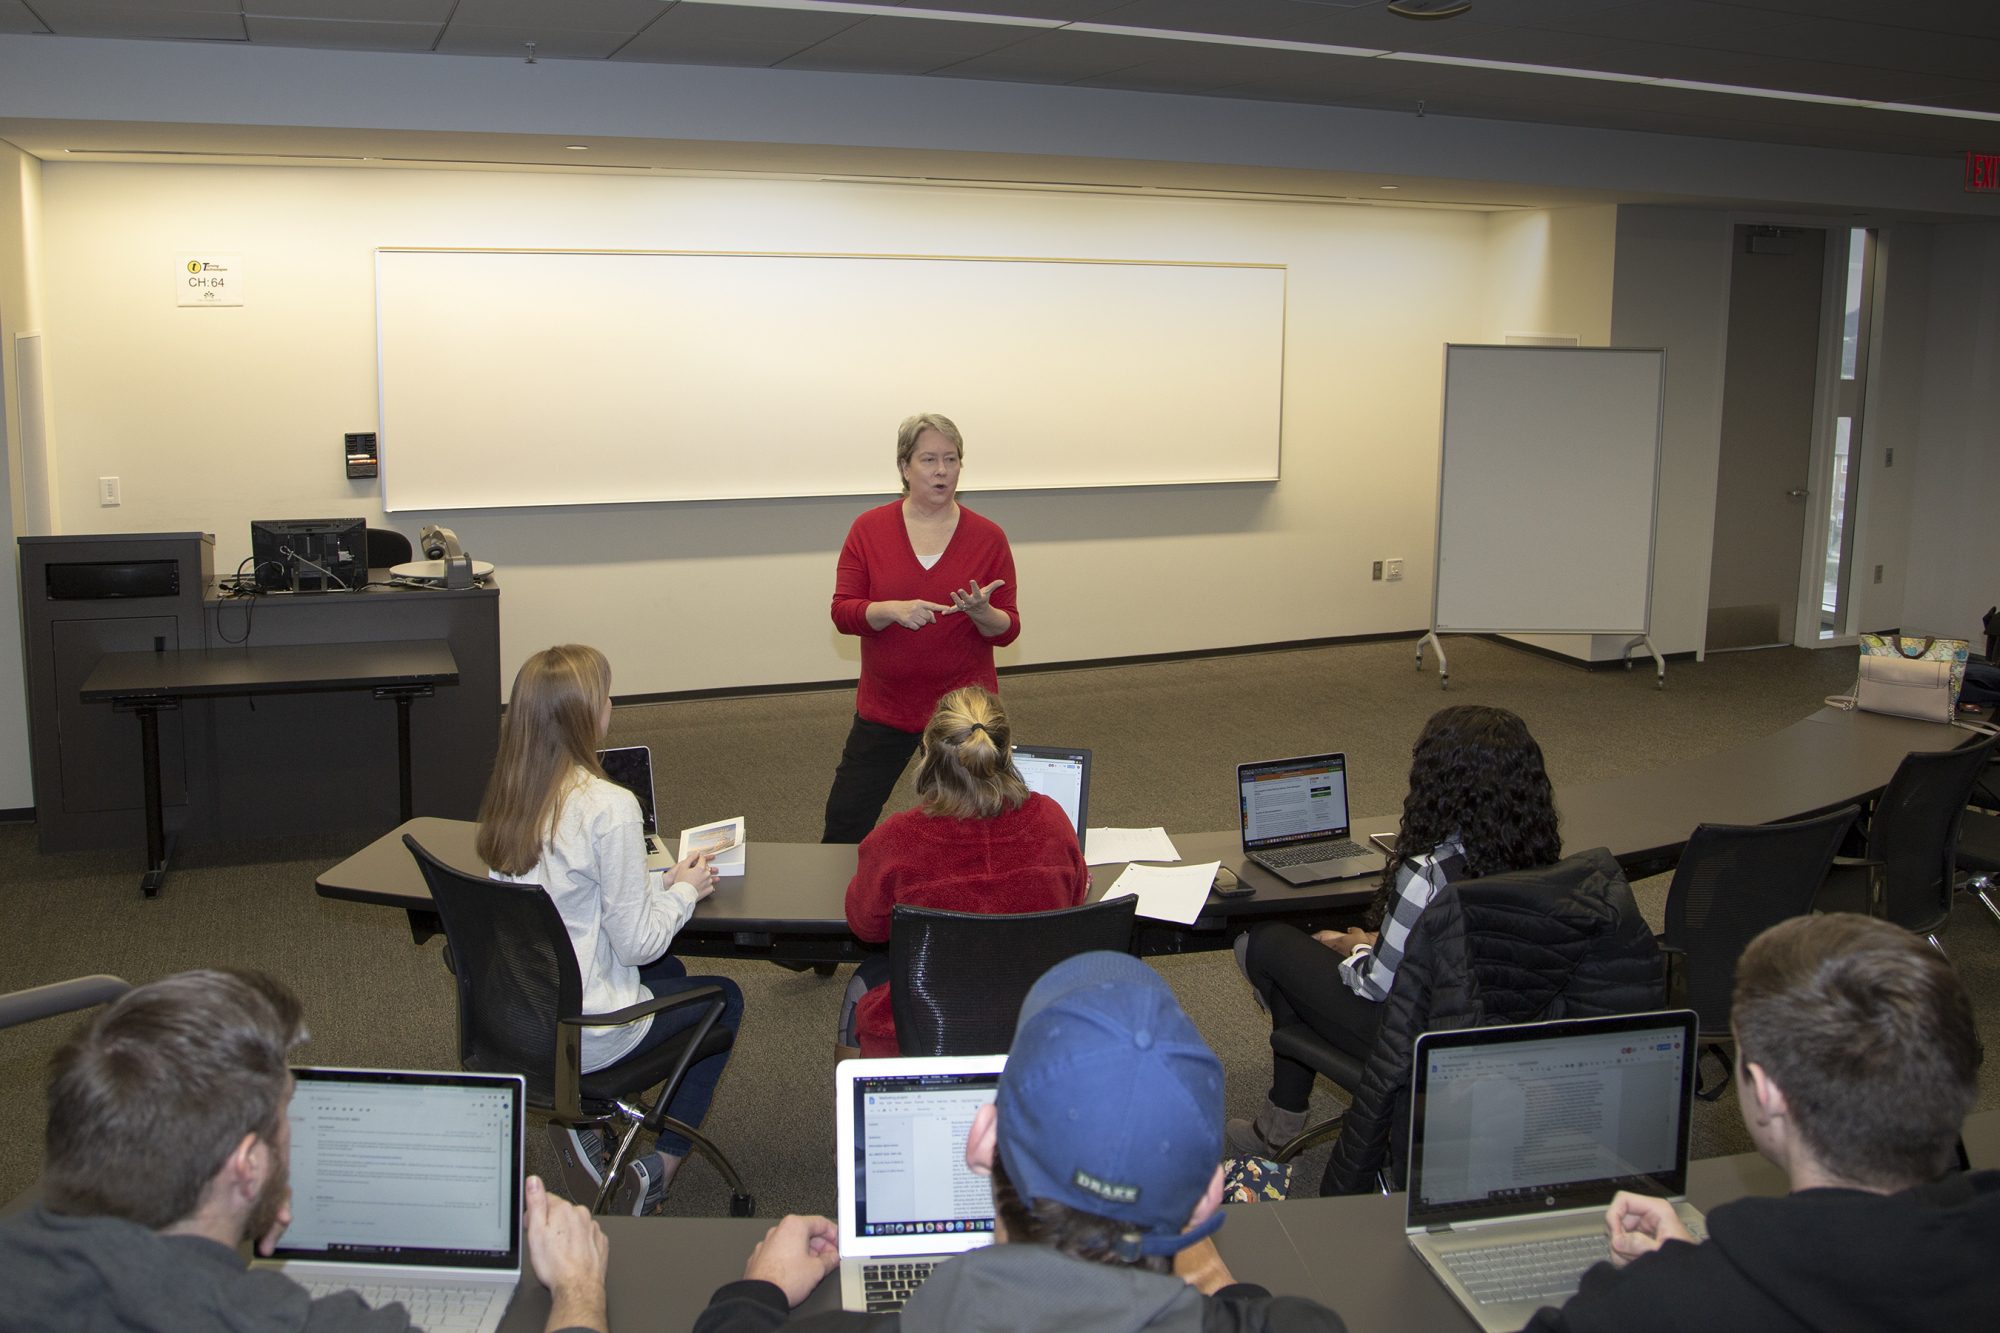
[{"x1": 251, "y1": 517, "x2": 366, "y2": 592}]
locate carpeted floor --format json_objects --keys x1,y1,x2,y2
[{"x1": 4, "y1": 636, "x2": 1995, "y2": 1222}]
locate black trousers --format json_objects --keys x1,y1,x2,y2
[
  {"x1": 1242, "y1": 921, "x2": 1384, "y2": 1111},
  {"x1": 821, "y1": 714, "x2": 924, "y2": 844}
]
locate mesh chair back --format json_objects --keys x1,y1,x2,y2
[
  {"x1": 1868, "y1": 737, "x2": 1999, "y2": 934},
  {"x1": 405, "y1": 835, "x2": 578, "y2": 1110},
  {"x1": 889, "y1": 894, "x2": 1139, "y2": 1057},
  {"x1": 1661, "y1": 806, "x2": 1856, "y2": 1038},
  {"x1": 366, "y1": 527, "x2": 414, "y2": 567}
]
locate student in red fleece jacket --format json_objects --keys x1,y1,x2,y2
[
  {"x1": 822, "y1": 412, "x2": 1021, "y2": 844},
  {"x1": 837, "y1": 685, "x2": 1089, "y2": 1059}
]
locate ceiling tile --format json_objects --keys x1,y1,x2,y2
[
  {"x1": 1087, "y1": 0, "x2": 1339, "y2": 40},
  {"x1": 247, "y1": 0, "x2": 455, "y2": 20},
  {"x1": 449, "y1": 0, "x2": 663, "y2": 27},
  {"x1": 932, "y1": 28, "x2": 1168, "y2": 80},
  {"x1": 1536, "y1": 0, "x2": 1794, "y2": 45},
  {"x1": 612, "y1": 5, "x2": 860, "y2": 66},
  {"x1": 0, "y1": 0, "x2": 49, "y2": 35},
  {"x1": 1696, "y1": 16, "x2": 2000, "y2": 84},
  {"x1": 777, "y1": 14, "x2": 1045, "y2": 75},
  {"x1": 1721, "y1": 0, "x2": 2000, "y2": 43},
  {"x1": 27, "y1": 2, "x2": 245, "y2": 40},
  {"x1": 243, "y1": 15, "x2": 444, "y2": 52},
  {"x1": 883, "y1": 0, "x2": 1125, "y2": 16}
]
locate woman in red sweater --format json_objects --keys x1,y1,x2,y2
[
  {"x1": 837, "y1": 685, "x2": 1089, "y2": 1059},
  {"x1": 822, "y1": 412, "x2": 1021, "y2": 844}
]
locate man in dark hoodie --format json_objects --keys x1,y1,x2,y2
[
  {"x1": 694, "y1": 951, "x2": 1347, "y2": 1332},
  {"x1": 1524, "y1": 912, "x2": 1996, "y2": 1333},
  {"x1": 0, "y1": 968, "x2": 610, "y2": 1333}
]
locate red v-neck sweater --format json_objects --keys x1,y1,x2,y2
[
  {"x1": 845, "y1": 793, "x2": 1090, "y2": 1056},
  {"x1": 830, "y1": 500, "x2": 1021, "y2": 732}
]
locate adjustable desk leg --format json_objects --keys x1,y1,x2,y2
[
  {"x1": 375, "y1": 685, "x2": 434, "y2": 823},
  {"x1": 119, "y1": 698, "x2": 178, "y2": 899}
]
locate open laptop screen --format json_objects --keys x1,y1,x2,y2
[
  {"x1": 840, "y1": 1061, "x2": 1002, "y2": 1253},
  {"x1": 597, "y1": 746, "x2": 657, "y2": 836},
  {"x1": 1408, "y1": 1011, "x2": 1697, "y2": 1229},
  {"x1": 272, "y1": 1068, "x2": 524, "y2": 1271},
  {"x1": 1011, "y1": 744, "x2": 1091, "y2": 836},
  {"x1": 1238, "y1": 754, "x2": 1352, "y2": 850}
]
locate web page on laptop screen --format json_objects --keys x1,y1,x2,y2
[
  {"x1": 283, "y1": 1079, "x2": 514, "y2": 1260},
  {"x1": 1419, "y1": 1026, "x2": 1686, "y2": 1209},
  {"x1": 853, "y1": 1074, "x2": 1000, "y2": 1239},
  {"x1": 1242, "y1": 759, "x2": 1347, "y2": 844},
  {"x1": 1014, "y1": 753, "x2": 1084, "y2": 833}
]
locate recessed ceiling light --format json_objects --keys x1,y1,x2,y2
[
  {"x1": 1380, "y1": 185, "x2": 1400, "y2": 190},
  {"x1": 565, "y1": 145, "x2": 590, "y2": 151}
]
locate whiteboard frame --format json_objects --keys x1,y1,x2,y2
[
  {"x1": 373, "y1": 247, "x2": 1288, "y2": 512},
  {"x1": 1428, "y1": 344, "x2": 1667, "y2": 637}
]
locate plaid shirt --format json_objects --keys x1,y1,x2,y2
[{"x1": 1339, "y1": 840, "x2": 1469, "y2": 1002}]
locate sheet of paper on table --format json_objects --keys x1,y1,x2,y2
[
  {"x1": 1084, "y1": 827, "x2": 1181, "y2": 866},
  {"x1": 1107, "y1": 861, "x2": 1222, "y2": 925},
  {"x1": 679, "y1": 816, "x2": 747, "y2": 877}
]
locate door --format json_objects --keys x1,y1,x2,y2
[{"x1": 1707, "y1": 226, "x2": 1827, "y2": 651}]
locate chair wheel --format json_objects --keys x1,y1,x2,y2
[
  {"x1": 729, "y1": 1193, "x2": 756, "y2": 1218},
  {"x1": 812, "y1": 963, "x2": 837, "y2": 978}
]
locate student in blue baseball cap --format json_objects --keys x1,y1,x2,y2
[{"x1": 695, "y1": 951, "x2": 1347, "y2": 1331}]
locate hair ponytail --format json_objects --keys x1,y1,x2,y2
[{"x1": 915, "y1": 686, "x2": 1029, "y2": 819}]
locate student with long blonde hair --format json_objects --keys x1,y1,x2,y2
[
  {"x1": 477, "y1": 643, "x2": 743, "y2": 1215},
  {"x1": 837, "y1": 685, "x2": 1089, "y2": 1059}
]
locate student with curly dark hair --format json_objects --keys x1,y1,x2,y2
[{"x1": 1225, "y1": 704, "x2": 1562, "y2": 1158}]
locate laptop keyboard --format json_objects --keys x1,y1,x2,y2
[
  {"x1": 1259, "y1": 840, "x2": 1369, "y2": 868},
  {"x1": 295, "y1": 1280, "x2": 501, "y2": 1331},
  {"x1": 861, "y1": 1259, "x2": 940, "y2": 1312},
  {"x1": 1440, "y1": 1233, "x2": 1610, "y2": 1306}
]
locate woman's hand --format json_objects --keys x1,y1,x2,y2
[
  {"x1": 671, "y1": 849, "x2": 718, "y2": 899},
  {"x1": 1312, "y1": 928, "x2": 1375, "y2": 958},
  {"x1": 867, "y1": 599, "x2": 954, "y2": 631}
]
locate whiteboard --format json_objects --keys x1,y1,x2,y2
[
  {"x1": 375, "y1": 249, "x2": 1286, "y2": 511},
  {"x1": 1432, "y1": 345, "x2": 1665, "y2": 635}
]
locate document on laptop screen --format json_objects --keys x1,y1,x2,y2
[
  {"x1": 284, "y1": 1079, "x2": 514, "y2": 1255},
  {"x1": 854, "y1": 1076, "x2": 998, "y2": 1239},
  {"x1": 1013, "y1": 752, "x2": 1084, "y2": 833},
  {"x1": 1418, "y1": 1028, "x2": 1685, "y2": 1208},
  {"x1": 1242, "y1": 761, "x2": 1347, "y2": 842}
]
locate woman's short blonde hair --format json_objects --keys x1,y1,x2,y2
[
  {"x1": 914, "y1": 685, "x2": 1027, "y2": 820},
  {"x1": 896, "y1": 413, "x2": 964, "y2": 493}
]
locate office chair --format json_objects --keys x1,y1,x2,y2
[
  {"x1": 1285, "y1": 848, "x2": 1665, "y2": 1196},
  {"x1": 1820, "y1": 736, "x2": 1999, "y2": 953},
  {"x1": 404, "y1": 835, "x2": 753, "y2": 1216},
  {"x1": 365, "y1": 527, "x2": 413, "y2": 569},
  {"x1": 888, "y1": 894, "x2": 1139, "y2": 1057},
  {"x1": 1659, "y1": 806, "x2": 1857, "y2": 1099}
]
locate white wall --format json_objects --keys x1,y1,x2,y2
[
  {"x1": 0, "y1": 142, "x2": 42, "y2": 808},
  {"x1": 1846, "y1": 223, "x2": 1927, "y2": 638},
  {"x1": 1898, "y1": 222, "x2": 2000, "y2": 644},
  {"x1": 39, "y1": 162, "x2": 1499, "y2": 696}
]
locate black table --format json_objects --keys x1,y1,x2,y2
[
  {"x1": 490, "y1": 1110, "x2": 2000, "y2": 1332},
  {"x1": 84, "y1": 639, "x2": 458, "y2": 898},
  {"x1": 316, "y1": 706, "x2": 1969, "y2": 959}
]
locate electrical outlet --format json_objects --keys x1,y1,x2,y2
[
  {"x1": 1874, "y1": 564, "x2": 1884, "y2": 584},
  {"x1": 1385, "y1": 558, "x2": 1404, "y2": 582},
  {"x1": 98, "y1": 476, "x2": 121, "y2": 507},
  {"x1": 1372, "y1": 560, "x2": 1383, "y2": 581}
]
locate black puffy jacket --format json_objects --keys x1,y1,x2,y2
[{"x1": 1319, "y1": 847, "x2": 1667, "y2": 1195}]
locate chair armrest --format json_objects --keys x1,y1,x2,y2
[
  {"x1": 1658, "y1": 943, "x2": 1688, "y2": 1011},
  {"x1": 1830, "y1": 855, "x2": 1883, "y2": 871},
  {"x1": 1823, "y1": 856, "x2": 1885, "y2": 916},
  {"x1": 0, "y1": 975, "x2": 130, "y2": 1030},
  {"x1": 562, "y1": 984, "x2": 725, "y2": 1031}
]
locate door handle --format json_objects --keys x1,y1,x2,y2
[{"x1": 1785, "y1": 488, "x2": 1808, "y2": 498}]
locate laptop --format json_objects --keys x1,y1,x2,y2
[
  {"x1": 264, "y1": 1068, "x2": 526, "y2": 1333},
  {"x1": 597, "y1": 745, "x2": 675, "y2": 871},
  {"x1": 1405, "y1": 1010, "x2": 1706, "y2": 1332},
  {"x1": 835, "y1": 1055, "x2": 1007, "y2": 1313},
  {"x1": 1237, "y1": 753, "x2": 1387, "y2": 884},
  {"x1": 1011, "y1": 743, "x2": 1091, "y2": 837}
]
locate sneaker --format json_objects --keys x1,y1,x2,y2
[
  {"x1": 549, "y1": 1124, "x2": 610, "y2": 1204},
  {"x1": 609, "y1": 1152, "x2": 669, "y2": 1216}
]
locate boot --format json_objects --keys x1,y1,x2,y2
[{"x1": 1223, "y1": 1098, "x2": 1309, "y2": 1159}]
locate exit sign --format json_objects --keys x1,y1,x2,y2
[{"x1": 1967, "y1": 151, "x2": 2000, "y2": 192}]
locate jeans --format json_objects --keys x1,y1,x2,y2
[
  {"x1": 821, "y1": 713, "x2": 923, "y2": 844},
  {"x1": 626, "y1": 953, "x2": 745, "y2": 1156}
]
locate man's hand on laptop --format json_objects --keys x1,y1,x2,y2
[
  {"x1": 744, "y1": 1215, "x2": 842, "y2": 1307},
  {"x1": 1604, "y1": 1191, "x2": 1696, "y2": 1267},
  {"x1": 524, "y1": 1175, "x2": 611, "y2": 1333}
]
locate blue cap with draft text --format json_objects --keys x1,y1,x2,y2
[{"x1": 995, "y1": 951, "x2": 1225, "y2": 1259}]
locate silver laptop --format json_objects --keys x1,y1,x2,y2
[
  {"x1": 1406, "y1": 1011, "x2": 1706, "y2": 1332},
  {"x1": 1237, "y1": 753, "x2": 1387, "y2": 884},
  {"x1": 598, "y1": 744, "x2": 675, "y2": 871},
  {"x1": 1011, "y1": 743, "x2": 1091, "y2": 837},
  {"x1": 264, "y1": 1067, "x2": 526, "y2": 1333},
  {"x1": 835, "y1": 1055, "x2": 1006, "y2": 1314}
]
